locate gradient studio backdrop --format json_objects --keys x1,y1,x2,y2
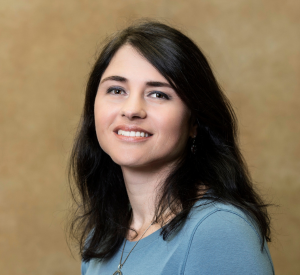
[{"x1": 1, "y1": 1, "x2": 299, "y2": 274}]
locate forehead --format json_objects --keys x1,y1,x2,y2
[{"x1": 101, "y1": 45, "x2": 169, "y2": 84}]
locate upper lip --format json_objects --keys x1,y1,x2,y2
[{"x1": 113, "y1": 125, "x2": 153, "y2": 135}]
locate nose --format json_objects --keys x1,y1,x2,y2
[{"x1": 120, "y1": 92, "x2": 146, "y2": 120}]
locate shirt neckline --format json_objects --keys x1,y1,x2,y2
[
  {"x1": 122, "y1": 227, "x2": 162, "y2": 253},
  {"x1": 121, "y1": 196, "x2": 213, "y2": 253}
]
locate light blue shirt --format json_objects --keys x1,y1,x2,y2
[{"x1": 82, "y1": 201, "x2": 274, "y2": 274}]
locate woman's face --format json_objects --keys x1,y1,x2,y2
[{"x1": 94, "y1": 45, "x2": 196, "y2": 171}]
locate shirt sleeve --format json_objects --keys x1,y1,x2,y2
[{"x1": 182, "y1": 209, "x2": 274, "y2": 275}]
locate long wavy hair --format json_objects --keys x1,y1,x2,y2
[{"x1": 69, "y1": 19, "x2": 271, "y2": 262}]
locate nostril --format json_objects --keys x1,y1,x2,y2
[{"x1": 121, "y1": 108, "x2": 147, "y2": 120}]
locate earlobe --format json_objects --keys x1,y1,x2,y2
[
  {"x1": 189, "y1": 117, "x2": 198, "y2": 138},
  {"x1": 190, "y1": 132, "x2": 197, "y2": 139},
  {"x1": 190, "y1": 124, "x2": 197, "y2": 138}
]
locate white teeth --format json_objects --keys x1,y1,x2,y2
[{"x1": 117, "y1": 130, "x2": 150, "y2": 137}]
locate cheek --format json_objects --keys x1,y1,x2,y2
[
  {"x1": 94, "y1": 98, "x2": 116, "y2": 147},
  {"x1": 154, "y1": 107, "x2": 191, "y2": 148},
  {"x1": 94, "y1": 100, "x2": 105, "y2": 133}
]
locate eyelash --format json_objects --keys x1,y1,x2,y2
[
  {"x1": 106, "y1": 87, "x2": 170, "y2": 100},
  {"x1": 149, "y1": 91, "x2": 170, "y2": 100},
  {"x1": 107, "y1": 87, "x2": 126, "y2": 95}
]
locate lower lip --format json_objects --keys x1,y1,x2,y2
[{"x1": 114, "y1": 132, "x2": 152, "y2": 142}]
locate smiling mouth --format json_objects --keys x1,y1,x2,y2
[{"x1": 117, "y1": 130, "x2": 152, "y2": 138}]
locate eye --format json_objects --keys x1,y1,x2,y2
[
  {"x1": 149, "y1": 91, "x2": 170, "y2": 100},
  {"x1": 107, "y1": 87, "x2": 126, "y2": 95}
]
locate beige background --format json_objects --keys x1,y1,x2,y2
[{"x1": 0, "y1": 0, "x2": 299, "y2": 274}]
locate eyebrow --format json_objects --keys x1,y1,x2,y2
[{"x1": 100, "y1": 75, "x2": 172, "y2": 88}]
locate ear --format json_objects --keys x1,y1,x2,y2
[{"x1": 189, "y1": 116, "x2": 198, "y2": 138}]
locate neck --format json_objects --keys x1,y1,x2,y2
[{"x1": 121, "y1": 164, "x2": 174, "y2": 239}]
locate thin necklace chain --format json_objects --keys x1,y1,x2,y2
[{"x1": 118, "y1": 221, "x2": 155, "y2": 270}]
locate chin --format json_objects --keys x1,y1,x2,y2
[{"x1": 110, "y1": 154, "x2": 147, "y2": 168}]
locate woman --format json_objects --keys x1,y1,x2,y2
[{"x1": 69, "y1": 20, "x2": 274, "y2": 274}]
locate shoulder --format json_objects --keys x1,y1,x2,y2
[
  {"x1": 188, "y1": 201, "x2": 260, "y2": 237},
  {"x1": 81, "y1": 260, "x2": 90, "y2": 275},
  {"x1": 185, "y1": 201, "x2": 263, "y2": 252},
  {"x1": 180, "y1": 201, "x2": 274, "y2": 275}
]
